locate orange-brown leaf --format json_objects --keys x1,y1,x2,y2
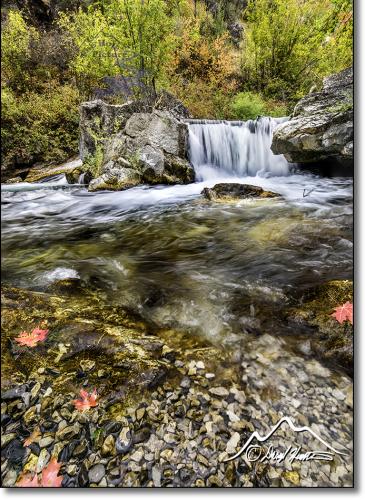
[
  {"x1": 39, "y1": 458, "x2": 63, "y2": 487},
  {"x1": 16, "y1": 473, "x2": 39, "y2": 487},
  {"x1": 15, "y1": 327, "x2": 49, "y2": 347},
  {"x1": 73, "y1": 388, "x2": 98, "y2": 411},
  {"x1": 331, "y1": 302, "x2": 353, "y2": 325}
]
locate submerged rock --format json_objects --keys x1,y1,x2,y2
[
  {"x1": 272, "y1": 68, "x2": 353, "y2": 166},
  {"x1": 286, "y1": 279, "x2": 353, "y2": 374},
  {"x1": 0, "y1": 284, "x2": 175, "y2": 399},
  {"x1": 79, "y1": 97, "x2": 195, "y2": 192},
  {"x1": 202, "y1": 183, "x2": 280, "y2": 202}
]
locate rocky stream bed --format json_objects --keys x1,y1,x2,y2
[{"x1": 1, "y1": 170, "x2": 353, "y2": 488}]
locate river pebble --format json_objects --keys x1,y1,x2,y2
[{"x1": 1, "y1": 333, "x2": 353, "y2": 487}]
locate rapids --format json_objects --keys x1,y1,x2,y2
[{"x1": 1, "y1": 118, "x2": 353, "y2": 346}]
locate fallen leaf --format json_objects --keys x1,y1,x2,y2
[
  {"x1": 331, "y1": 302, "x2": 353, "y2": 325},
  {"x1": 16, "y1": 473, "x2": 39, "y2": 487},
  {"x1": 15, "y1": 327, "x2": 49, "y2": 347},
  {"x1": 73, "y1": 388, "x2": 98, "y2": 411},
  {"x1": 17, "y1": 459, "x2": 63, "y2": 488},
  {"x1": 23, "y1": 428, "x2": 41, "y2": 447},
  {"x1": 40, "y1": 458, "x2": 63, "y2": 487}
]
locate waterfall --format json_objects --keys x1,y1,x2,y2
[
  {"x1": 78, "y1": 172, "x2": 86, "y2": 184},
  {"x1": 187, "y1": 117, "x2": 290, "y2": 180}
]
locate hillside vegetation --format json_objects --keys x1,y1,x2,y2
[{"x1": 1, "y1": 0, "x2": 352, "y2": 172}]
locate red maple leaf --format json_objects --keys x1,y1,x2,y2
[
  {"x1": 16, "y1": 473, "x2": 39, "y2": 487},
  {"x1": 73, "y1": 388, "x2": 98, "y2": 411},
  {"x1": 331, "y1": 302, "x2": 353, "y2": 325},
  {"x1": 39, "y1": 458, "x2": 63, "y2": 487},
  {"x1": 15, "y1": 327, "x2": 49, "y2": 347},
  {"x1": 16, "y1": 459, "x2": 63, "y2": 488}
]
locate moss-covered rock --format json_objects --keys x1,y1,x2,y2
[
  {"x1": 1, "y1": 283, "x2": 223, "y2": 404},
  {"x1": 272, "y1": 68, "x2": 353, "y2": 166},
  {"x1": 286, "y1": 280, "x2": 353, "y2": 374},
  {"x1": 79, "y1": 100, "x2": 195, "y2": 191},
  {"x1": 88, "y1": 165, "x2": 141, "y2": 192},
  {"x1": 1, "y1": 284, "x2": 161, "y2": 393},
  {"x1": 202, "y1": 183, "x2": 281, "y2": 202}
]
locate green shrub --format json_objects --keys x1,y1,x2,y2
[
  {"x1": 229, "y1": 91, "x2": 289, "y2": 120},
  {"x1": 230, "y1": 92, "x2": 266, "y2": 120},
  {"x1": 1, "y1": 84, "x2": 80, "y2": 169},
  {"x1": 263, "y1": 99, "x2": 288, "y2": 118},
  {"x1": 1, "y1": 10, "x2": 38, "y2": 87},
  {"x1": 241, "y1": 0, "x2": 353, "y2": 101}
]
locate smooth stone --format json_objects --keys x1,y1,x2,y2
[
  {"x1": 56, "y1": 423, "x2": 80, "y2": 441},
  {"x1": 164, "y1": 433, "x2": 177, "y2": 444},
  {"x1": 80, "y1": 360, "x2": 96, "y2": 372},
  {"x1": 23, "y1": 406, "x2": 38, "y2": 425},
  {"x1": 151, "y1": 466, "x2": 161, "y2": 487},
  {"x1": 135, "y1": 407, "x2": 146, "y2": 420},
  {"x1": 130, "y1": 448, "x2": 143, "y2": 462},
  {"x1": 226, "y1": 432, "x2": 240, "y2": 454},
  {"x1": 30, "y1": 382, "x2": 42, "y2": 400},
  {"x1": 1, "y1": 433, "x2": 16, "y2": 448},
  {"x1": 2, "y1": 469, "x2": 17, "y2": 487},
  {"x1": 101, "y1": 435, "x2": 116, "y2": 457},
  {"x1": 39, "y1": 436, "x2": 54, "y2": 448},
  {"x1": 209, "y1": 387, "x2": 229, "y2": 397},
  {"x1": 88, "y1": 464, "x2": 105, "y2": 484},
  {"x1": 67, "y1": 464, "x2": 78, "y2": 476},
  {"x1": 116, "y1": 426, "x2": 133, "y2": 454},
  {"x1": 180, "y1": 377, "x2": 191, "y2": 389},
  {"x1": 160, "y1": 448, "x2": 173, "y2": 461},
  {"x1": 1, "y1": 385, "x2": 28, "y2": 401},
  {"x1": 332, "y1": 388, "x2": 346, "y2": 401},
  {"x1": 36, "y1": 448, "x2": 50, "y2": 473}
]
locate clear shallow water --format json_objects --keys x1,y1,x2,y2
[{"x1": 1, "y1": 171, "x2": 353, "y2": 346}]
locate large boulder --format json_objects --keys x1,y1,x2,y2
[
  {"x1": 79, "y1": 95, "x2": 194, "y2": 191},
  {"x1": 271, "y1": 68, "x2": 353, "y2": 166}
]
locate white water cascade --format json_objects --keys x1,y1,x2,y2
[{"x1": 187, "y1": 117, "x2": 290, "y2": 180}]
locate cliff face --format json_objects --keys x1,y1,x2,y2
[{"x1": 271, "y1": 68, "x2": 353, "y2": 167}]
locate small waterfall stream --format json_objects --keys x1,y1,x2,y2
[{"x1": 187, "y1": 116, "x2": 290, "y2": 180}]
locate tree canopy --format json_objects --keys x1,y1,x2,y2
[{"x1": 1, "y1": 0, "x2": 353, "y2": 169}]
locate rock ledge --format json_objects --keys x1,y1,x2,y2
[{"x1": 271, "y1": 68, "x2": 353, "y2": 166}]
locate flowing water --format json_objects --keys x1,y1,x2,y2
[
  {"x1": 187, "y1": 117, "x2": 289, "y2": 178},
  {"x1": 1, "y1": 118, "x2": 353, "y2": 348}
]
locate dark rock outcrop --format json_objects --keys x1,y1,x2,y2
[
  {"x1": 271, "y1": 68, "x2": 353, "y2": 166},
  {"x1": 79, "y1": 96, "x2": 194, "y2": 192},
  {"x1": 202, "y1": 183, "x2": 280, "y2": 202}
]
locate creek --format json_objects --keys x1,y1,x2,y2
[{"x1": 1, "y1": 117, "x2": 353, "y2": 347}]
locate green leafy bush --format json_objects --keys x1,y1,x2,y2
[
  {"x1": 1, "y1": 84, "x2": 80, "y2": 169},
  {"x1": 1, "y1": 10, "x2": 38, "y2": 86},
  {"x1": 230, "y1": 91, "x2": 288, "y2": 120},
  {"x1": 59, "y1": 0, "x2": 178, "y2": 93},
  {"x1": 230, "y1": 92, "x2": 266, "y2": 120},
  {"x1": 1, "y1": 10, "x2": 80, "y2": 171},
  {"x1": 242, "y1": 0, "x2": 353, "y2": 101}
]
